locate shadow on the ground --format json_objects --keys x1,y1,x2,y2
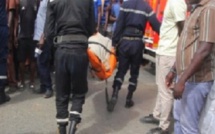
[
  {"x1": 0, "y1": 89, "x2": 45, "y2": 108},
  {"x1": 78, "y1": 89, "x2": 140, "y2": 134},
  {"x1": 1, "y1": 72, "x2": 103, "y2": 107},
  {"x1": 142, "y1": 63, "x2": 155, "y2": 75},
  {"x1": 19, "y1": 131, "x2": 57, "y2": 134}
]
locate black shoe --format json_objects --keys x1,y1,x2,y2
[
  {"x1": 58, "y1": 126, "x2": 66, "y2": 134},
  {"x1": 125, "y1": 99, "x2": 134, "y2": 108},
  {"x1": 147, "y1": 127, "x2": 169, "y2": 134},
  {"x1": 44, "y1": 90, "x2": 53, "y2": 98},
  {"x1": 0, "y1": 94, "x2": 11, "y2": 105},
  {"x1": 18, "y1": 82, "x2": 25, "y2": 91},
  {"x1": 107, "y1": 88, "x2": 119, "y2": 112},
  {"x1": 140, "y1": 114, "x2": 159, "y2": 125},
  {"x1": 107, "y1": 96, "x2": 117, "y2": 112},
  {"x1": 29, "y1": 83, "x2": 35, "y2": 89},
  {"x1": 69, "y1": 121, "x2": 78, "y2": 134}
]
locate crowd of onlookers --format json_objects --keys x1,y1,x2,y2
[
  {"x1": 2, "y1": 0, "x2": 215, "y2": 134},
  {"x1": 4, "y1": 0, "x2": 121, "y2": 97},
  {"x1": 6, "y1": 0, "x2": 52, "y2": 97}
]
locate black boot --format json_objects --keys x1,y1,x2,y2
[
  {"x1": 125, "y1": 91, "x2": 134, "y2": 108},
  {"x1": 0, "y1": 86, "x2": 11, "y2": 105},
  {"x1": 147, "y1": 127, "x2": 169, "y2": 134},
  {"x1": 58, "y1": 126, "x2": 66, "y2": 134},
  {"x1": 107, "y1": 87, "x2": 119, "y2": 112},
  {"x1": 140, "y1": 114, "x2": 160, "y2": 125},
  {"x1": 69, "y1": 120, "x2": 78, "y2": 134},
  {"x1": 0, "y1": 94, "x2": 10, "y2": 105}
]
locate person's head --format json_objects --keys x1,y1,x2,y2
[{"x1": 186, "y1": 0, "x2": 201, "y2": 4}]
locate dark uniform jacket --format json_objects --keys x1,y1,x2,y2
[
  {"x1": 0, "y1": 0, "x2": 8, "y2": 60},
  {"x1": 44, "y1": 0, "x2": 95, "y2": 46},
  {"x1": 0, "y1": 0, "x2": 7, "y2": 26},
  {"x1": 112, "y1": 0, "x2": 160, "y2": 45}
]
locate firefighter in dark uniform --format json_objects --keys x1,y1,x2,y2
[
  {"x1": 44, "y1": 0, "x2": 95, "y2": 133},
  {"x1": 0, "y1": 0, "x2": 10, "y2": 105},
  {"x1": 107, "y1": 0, "x2": 160, "y2": 112}
]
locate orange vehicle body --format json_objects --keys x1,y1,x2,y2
[{"x1": 144, "y1": 0, "x2": 167, "y2": 50}]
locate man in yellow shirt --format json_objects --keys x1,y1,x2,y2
[{"x1": 140, "y1": 0, "x2": 187, "y2": 133}]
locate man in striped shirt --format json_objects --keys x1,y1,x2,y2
[{"x1": 166, "y1": 0, "x2": 215, "y2": 133}]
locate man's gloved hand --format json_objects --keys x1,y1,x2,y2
[
  {"x1": 112, "y1": 44, "x2": 119, "y2": 61},
  {"x1": 34, "y1": 47, "x2": 43, "y2": 58},
  {"x1": 35, "y1": 34, "x2": 45, "y2": 58}
]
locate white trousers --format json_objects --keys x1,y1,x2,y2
[{"x1": 153, "y1": 55, "x2": 175, "y2": 130}]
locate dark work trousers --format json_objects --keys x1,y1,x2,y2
[
  {"x1": 0, "y1": 26, "x2": 8, "y2": 101},
  {"x1": 37, "y1": 40, "x2": 52, "y2": 91},
  {"x1": 55, "y1": 45, "x2": 88, "y2": 126},
  {"x1": 113, "y1": 39, "x2": 144, "y2": 92}
]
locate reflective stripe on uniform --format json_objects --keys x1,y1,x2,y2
[
  {"x1": 56, "y1": 118, "x2": 69, "y2": 123},
  {"x1": 0, "y1": 76, "x2": 7, "y2": 79},
  {"x1": 73, "y1": 94, "x2": 85, "y2": 98},
  {"x1": 116, "y1": 78, "x2": 123, "y2": 83},
  {"x1": 120, "y1": 7, "x2": 154, "y2": 17},
  {"x1": 70, "y1": 111, "x2": 81, "y2": 115},
  {"x1": 129, "y1": 82, "x2": 136, "y2": 86},
  {"x1": 122, "y1": 37, "x2": 142, "y2": 41}
]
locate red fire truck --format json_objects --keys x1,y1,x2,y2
[{"x1": 143, "y1": 0, "x2": 167, "y2": 63}]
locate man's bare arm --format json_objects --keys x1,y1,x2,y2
[
  {"x1": 176, "y1": 21, "x2": 184, "y2": 36},
  {"x1": 178, "y1": 41, "x2": 213, "y2": 83}
]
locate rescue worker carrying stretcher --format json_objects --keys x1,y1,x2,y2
[
  {"x1": 44, "y1": 0, "x2": 95, "y2": 133},
  {"x1": 107, "y1": 0, "x2": 161, "y2": 112}
]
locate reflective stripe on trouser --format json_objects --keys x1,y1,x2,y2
[
  {"x1": 112, "y1": 39, "x2": 143, "y2": 92},
  {"x1": 199, "y1": 81, "x2": 215, "y2": 134},
  {"x1": 56, "y1": 94, "x2": 85, "y2": 125},
  {"x1": 174, "y1": 81, "x2": 213, "y2": 134},
  {"x1": 0, "y1": 26, "x2": 8, "y2": 95},
  {"x1": 55, "y1": 47, "x2": 88, "y2": 126},
  {"x1": 152, "y1": 55, "x2": 175, "y2": 130},
  {"x1": 69, "y1": 94, "x2": 85, "y2": 123},
  {"x1": 0, "y1": 61, "x2": 7, "y2": 86},
  {"x1": 0, "y1": 61, "x2": 7, "y2": 94}
]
